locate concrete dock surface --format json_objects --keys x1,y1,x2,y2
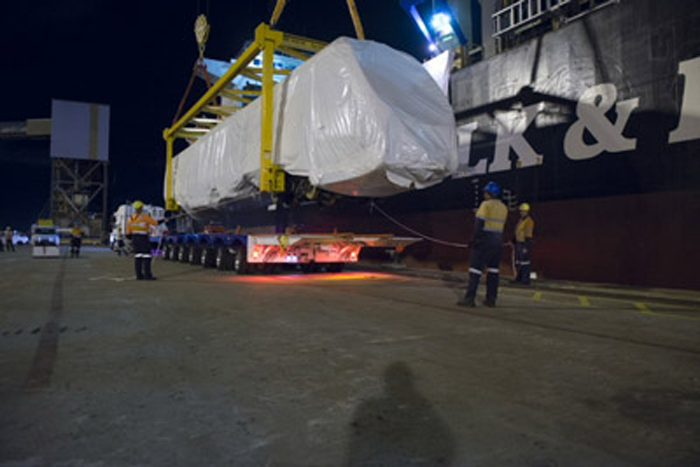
[{"x1": 1, "y1": 247, "x2": 699, "y2": 466}]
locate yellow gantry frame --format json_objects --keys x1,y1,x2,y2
[{"x1": 162, "y1": 23, "x2": 327, "y2": 211}]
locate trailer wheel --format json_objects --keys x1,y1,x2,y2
[
  {"x1": 216, "y1": 246, "x2": 232, "y2": 271},
  {"x1": 233, "y1": 245, "x2": 249, "y2": 275},
  {"x1": 189, "y1": 246, "x2": 202, "y2": 265},
  {"x1": 301, "y1": 263, "x2": 319, "y2": 274},
  {"x1": 326, "y1": 263, "x2": 344, "y2": 273},
  {"x1": 201, "y1": 248, "x2": 215, "y2": 268},
  {"x1": 178, "y1": 245, "x2": 190, "y2": 263}
]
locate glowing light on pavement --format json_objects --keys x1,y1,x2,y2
[{"x1": 219, "y1": 271, "x2": 400, "y2": 284}]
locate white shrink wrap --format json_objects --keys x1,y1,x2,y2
[{"x1": 170, "y1": 37, "x2": 457, "y2": 212}]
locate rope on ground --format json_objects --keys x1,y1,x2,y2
[{"x1": 370, "y1": 201, "x2": 470, "y2": 249}]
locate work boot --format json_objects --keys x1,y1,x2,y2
[
  {"x1": 144, "y1": 276, "x2": 157, "y2": 281},
  {"x1": 143, "y1": 258, "x2": 154, "y2": 280},
  {"x1": 456, "y1": 297, "x2": 476, "y2": 308},
  {"x1": 135, "y1": 257, "x2": 144, "y2": 280},
  {"x1": 482, "y1": 298, "x2": 496, "y2": 308}
]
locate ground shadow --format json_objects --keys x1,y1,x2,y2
[
  {"x1": 344, "y1": 362, "x2": 455, "y2": 466},
  {"x1": 440, "y1": 272, "x2": 466, "y2": 299}
]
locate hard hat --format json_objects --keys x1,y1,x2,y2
[
  {"x1": 484, "y1": 181, "x2": 500, "y2": 196},
  {"x1": 520, "y1": 203, "x2": 531, "y2": 211},
  {"x1": 133, "y1": 200, "x2": 144, "y2": 210}
]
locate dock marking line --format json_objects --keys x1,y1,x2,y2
[
  {"x1": 89, "y1": 275, "x2": 130, "y2": 282},
  {"x1": 367, "y1": 334, "x2": 433, "y2": 345},
  {"x1": 317, "y1": 285, "x2": 700, "y2": 356},
  {"x1": 634, "y1": 302, "x2": 654, "y2": 316},
  {"x1": 495, "y1": 284, "x2": 700, "y2": 315}
]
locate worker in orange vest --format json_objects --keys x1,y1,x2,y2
[
  {"x1": 512, "y1": 203, "x2": 535, "y2": 285},
  {"x1": 126, "y1": 201, "x2": 159, "y2": 280}
]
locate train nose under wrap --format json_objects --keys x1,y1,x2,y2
[{"x1": 169, "y1": 37, "x2": 458, "y2": 213}]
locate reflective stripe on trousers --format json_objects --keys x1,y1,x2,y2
[{"x1": 465, "y1": 235, "x2": 503, "y2": 301}]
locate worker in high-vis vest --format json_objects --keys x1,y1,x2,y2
[
  {"x1": 126, "y1": 201, "x2": 159, "y2": 280},
  {"x1": 458, "y1": 181, "x2": 508, "y2": 308},
  {"x1": 69, "y1": 224, "x2": 83, "y2": 258},
  {"x1": 513, "y1": 203, "x2": 535, "y2": 285}
]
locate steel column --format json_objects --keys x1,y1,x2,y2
[{"x1": 165, "y1": 136, "x2": 177, "y2": 211}]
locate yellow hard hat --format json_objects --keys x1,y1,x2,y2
[
  {"x1": 133, "y1": 200, "x2": 144, "y2": 210},
  {"x1": 519, "y1": 202, "x2": 531, "y2": 211}
]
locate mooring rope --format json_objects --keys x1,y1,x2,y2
[{"x1": 370, "y1": 201, "x2": 470, "y2": 249}]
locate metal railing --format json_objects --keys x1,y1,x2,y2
[
  {"x1": 162, "y1": 24, "x2": 327, "y2": 210},
  {"x1": 493, "y1": 0, "x2": 572, "y2": 37}
]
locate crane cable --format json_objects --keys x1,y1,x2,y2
[
  {"x1": 370, "y1": 201, "x2": 470, "y2": 249},
  {"x1": 270, "y1": 0, "x2": 364, "y2": 39},
  {"x1": 270, "y1": 0, "x2": 287, "y2": 27},
  {"x1": 172, "y1": 14, "x2": 214, "y2": 125},
  {"x1": 346, "y1": 0, "x2": 365, "y2": 40}
]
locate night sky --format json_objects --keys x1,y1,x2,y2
[{"x1": 0, "y1": 0, "x2": 427, "y2": 231}]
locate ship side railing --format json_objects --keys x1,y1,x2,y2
[
  {"x1": 493, "y1": 0, "x2": 572, "y2": 38},
  {"x1": 492, "y1": 0, "x2": 620, "y2": 43}
]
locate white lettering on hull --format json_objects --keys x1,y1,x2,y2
[
  {"x1": 491, "y1": 103, "x2": 543, "y2": 172},
  {"x1": 456, "y1": 55, "x2": 700, "y2": 176},
  {"x1": 564, "y1": 84, "x2": 639, "y2": 161},
  {"x1": 669, "y1": 57, "x2": 700, "y2": 144},
  {"x1": 455, "y1": 122, "x2": 484, "y2": 176}
]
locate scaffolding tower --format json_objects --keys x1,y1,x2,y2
[
  {"x1": 49, "y1": 99, "x2": 111, "y2": 238},
  {"x1": 50, "y1": 157, "x2": 109, "y2": 236}
]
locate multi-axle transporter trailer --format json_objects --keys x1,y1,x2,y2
[
  {"x1": 159, "y1": 17, "x2": 421, "y2": 274},
  {"x1": 161, "y1": 230, "x2": 419, "y2": 274}
]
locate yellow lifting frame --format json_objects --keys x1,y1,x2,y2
[
  {"x1": 165, "y1": 137, "x2": 176, "y2": 210},
  {"x1": 163, "y1": 23, "x2": 323, "y2": 210},
  {"x1": 256, "y1": 24, "x2": 285, "y2": 194}
]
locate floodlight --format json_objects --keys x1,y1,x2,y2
[
  {"x1": 400, "y1": 0, "x2": 468, "y2": 55},
  {"x1": 430, "y1": 12, "x2": 454, "y2": 37}
]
